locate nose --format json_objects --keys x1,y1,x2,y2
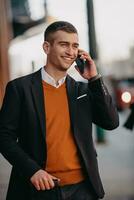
[{"x1": 66, "y1": 46, "x2": 74, "y2": 56}]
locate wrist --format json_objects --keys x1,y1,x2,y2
[{"x1": 88, "y1": 74, "x2": 101, "y2": 82}]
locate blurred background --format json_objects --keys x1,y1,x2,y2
[{"x1": 0, "y1": 0, "x2": 134, "y2": 199}]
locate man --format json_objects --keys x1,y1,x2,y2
[
  {"x1": 0, "y1": 21, "x2": 119, "y2": 200},
  {"x1": 124, "y1": 103, "x2": 134, "y2": 130}
]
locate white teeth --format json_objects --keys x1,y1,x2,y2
[{"x1": 64, "y1": 57, "x2": 72, "y2": 61}]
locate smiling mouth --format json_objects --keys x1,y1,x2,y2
[{"x1": 62, "y1": 57, "x2": 74, "y2": 62}]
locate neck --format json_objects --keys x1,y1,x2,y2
[{"x1": 44, "y1": 65, "x2": 67, "y2": 83}]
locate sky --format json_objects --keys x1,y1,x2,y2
[{"x1": 47, "y1": 0, "x2": 134, "y2": 62}]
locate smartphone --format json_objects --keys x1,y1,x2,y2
[{"x1": 75, "y1": 55, "x2": 87, "y2": 74}]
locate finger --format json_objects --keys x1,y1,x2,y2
[
  {"x1": 77, "y1": 54, "x2": 92, "y2": 66},
  {"x1": 78, "y1": 49, "x2": 86, "y2": 55},
  {"x1": 34, "y1": 180, "x2": 41, "y2": 191},
  {"x1": 39, "y1": 178, "x2": 46, "y2": 190},
  {"x1": 47, "y1": 177, "x2": 55, "y2": 188},
  {"x1": 80, "y1": 54, "x2": 92, "y2": 63},
  {"x1": 42, "y1": 178, "x2": 50, "y2": 190},
  {"x1": 50, "y1": 175, "x2": 60, "y2": 183},
  {"x1": 78, "y1": 49, "x2": 89, "y2": 57},
  {"x1": 46, "y1": 174, "x2": 60, "y2": 188},
  {"x1": 78, "y1": 50, "x2": 92, "y2": 62}
]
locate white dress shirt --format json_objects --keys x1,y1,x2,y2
[{"x1": 41, "y1": 67, "x2": 66, "y2": 88}]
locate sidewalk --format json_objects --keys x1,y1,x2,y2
[
  {"x1": 95, "y1": 110, "x2": 134, "y2": 199},
  {"x1": 0, "y1": 155, "x2": 11, "y2": 200}
]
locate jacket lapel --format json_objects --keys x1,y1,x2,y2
[
  {"x1": 31, "y1": 69, "x2": 46, "y2": 139},
  {"x1": 66, "y1": 75, "x2": 78, "y2": 132},
  {"x1": 30, "y1": 72, "x2": 78, "y2": 139}
]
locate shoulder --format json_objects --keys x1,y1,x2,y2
[
  {"x1": 67, "y1": 74, "x2": 88, "y2": 88},
  {"x1": 7, "y1": 69, "x2": 41, "y2": 87}
]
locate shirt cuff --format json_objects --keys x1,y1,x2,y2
[{"x1": 88, "y1": 74, "x2": 102, "y2": 83}]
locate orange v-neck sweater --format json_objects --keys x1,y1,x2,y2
[{"x1": 42, "y1": 81, "x2": 85, "y2": 186}]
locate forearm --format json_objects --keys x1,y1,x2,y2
[{"x1": 88, "y1": 77, "x2": 119, "y2": 130}]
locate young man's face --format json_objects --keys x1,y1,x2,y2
[{"x1": 43, "y1": 30, "x2": 79, "y2": 72}]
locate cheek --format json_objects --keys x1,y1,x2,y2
[
  {"x1": 48, "y1": 48, "x2": 57, "y2": 57},
  {"x1": 48, "y1": 46, "x2": 65, "y2": 61},
  {"x1": 49, "y1": 50, "x2": 59, "y2": 63},
  {"x1": 74, "y1": 49, "x2": 79, "y2": 56}
]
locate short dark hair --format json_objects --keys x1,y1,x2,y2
[{"x1": 44, "y1": 21, "x2": 78, "y2": 42}]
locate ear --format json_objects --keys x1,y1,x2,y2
[{"x1": 43, "y1": 41, "x2": 50, "y2": 54}]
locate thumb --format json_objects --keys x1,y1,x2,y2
[{"x1": 50, "y1": 175, "x2": 60, "y2": 182}]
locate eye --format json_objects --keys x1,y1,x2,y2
[
  {"x1": 60, "y1": 42, "x2": 68, "y2": 47},
  {"x1": 73, "y1": 45, "x2": 79, "y2": 49},
  {"x1": 61, "y1": 43, "x2": 67, "y2": 47},
  {"x1": 73, "y1": 44, "x2": 79, "y2": 49}
]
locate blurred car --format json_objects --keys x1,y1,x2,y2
[{"x1": 112, "y1": 78, "x2": 134, "y2": 111}]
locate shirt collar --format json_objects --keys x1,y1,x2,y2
[{"x1": 41, "y1": 67, "x2": 66, "y2": 88}]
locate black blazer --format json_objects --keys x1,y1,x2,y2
[{"x1": 0, "y1": 69, "x2": 119, "y2": 199}]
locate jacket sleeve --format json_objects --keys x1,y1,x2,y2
[
  {"x1": 0, "y1": 81, "x2": 41, "y2": 180},
  {"x1": 88, "y1": 77, "x2": 119, "y2": 130}
]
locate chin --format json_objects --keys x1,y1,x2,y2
[
  {"x1": 60, "y1": 67, "x2": 69, "y2": 72},
  {"x1": 59, "y1": 65, "x2": 71, "y2": 71}
]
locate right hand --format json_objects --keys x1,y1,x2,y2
[{"x1": 30, "y1": 169, "x2": 60, "y2": 191}]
